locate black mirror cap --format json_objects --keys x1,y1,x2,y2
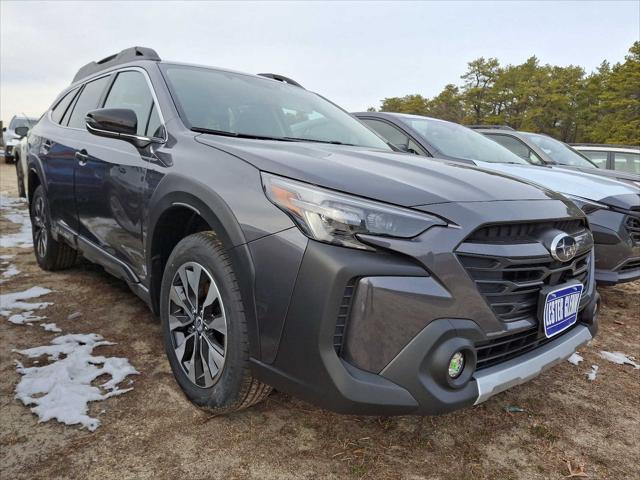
[
  {"x1": 86, "y1": 108, "x2": 138, "y2": 136},
  {"x1": 15, "y1": 126, "x2": 30, "y2": 138}
]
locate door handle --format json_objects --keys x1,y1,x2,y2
[{"x1": 75, "y1": 150, "x2": 88, "y2": 166}]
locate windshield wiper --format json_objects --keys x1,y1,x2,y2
[
  {"x1": 191, "y1": 127, "x2": 296, "y2": 142},
  {"x1": 283, "y1": 137, "x2": 357, "y2": 146}
]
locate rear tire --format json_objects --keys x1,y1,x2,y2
[
  {"x1": 160, "y1": 231, "x2": 271, "y2": 413},
  {"x1": 30, "y1": 185, "x2": 77, "y2": 270}
]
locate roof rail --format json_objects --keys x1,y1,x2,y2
[
  {"x1": 73, "y1": 46, "x2": 161, "y2": 83},
  {"x1": 257, "y1": 73, "x2": 304, "y2": 88},
  {"x1": 466, "y1": 125, "x2": 515, "y2": 131}
]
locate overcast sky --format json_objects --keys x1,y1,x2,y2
[{"x1": 1, "y1": 0, "x2": 638, "y2": 121}]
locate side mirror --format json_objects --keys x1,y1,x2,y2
[
  {"x1": 15, "y1": 126, "x2": 30, "y2": 138},
  {"x1": 85, "y1": 108, "x2": 153, "y2": 148}
]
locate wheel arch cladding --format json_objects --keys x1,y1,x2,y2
[{"x1": 146, "y1": 176, "x2": 261, "y2": 358}]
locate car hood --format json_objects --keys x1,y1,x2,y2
[
  {"x1": 196, "y1": 135, "x2": 565, "y2": 207},
  {"x1": 551, "y1": 165, "x2": 640, "y2": 185},
  {"x1": 475, "y1": 161, "x2": 640, "y2": 205}
]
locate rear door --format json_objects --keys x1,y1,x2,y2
[{"x1": 73, "y1": 69, "x2": 163, "y2": 278}]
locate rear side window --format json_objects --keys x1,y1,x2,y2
[
  {"x1": 614, "y1": 151, "x2": 640, "y2": 174},
  {"x1": 67, "y1": 76, "x2": 111, "y2": 129},
  {"x1": 103, "y1": 71, "x2": 157, "y2": 136},
  {"x1": 579, "y1": 150, "x2": 608, "y2": 168},
  {"x1": 51, "y1": 88, "x2": 79, "y2": 124}
]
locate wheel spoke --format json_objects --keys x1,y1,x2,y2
[
  {"x1": 186, "y1": 264, "x2": 203, "y2": 311},
  {"x1": 207, "y1": 314, "x2": 226, "y2": 336},
  {"x1": 170, "y1": 285, "x2": 192, "y2": 318},
  {"x1": 199, "y1": 336, "x2": 216, "y2": 386},
  {"x1": 202, "y1": 281, "x2": 220, "y2": 310},
  {"x1": 202, "y1": 333, "x2": 225, "y2": 370},
  {"x1": 174, "y1": 332, "x2": 195, "y2": 363},
  {"x1": 168, "y1": 313, "x2": 192, "y2": 332},
  {"x1": 177, "y1": 267, "x2": 196, "y2": 312}
]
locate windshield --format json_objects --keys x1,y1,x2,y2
[
  {"x1": 522, "y1": 133, "x2": 597, "y2": 168},
  {"x1": 400, "y1": 117, "x2": 528, "y2": 164},
  {"x1": 161, "y1": 64, "x2": 390, "y2": 149},
  {"x1": 9, "y1": 117, "x2": 36, "y2": 130}
]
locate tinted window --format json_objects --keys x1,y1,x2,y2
[
  {"x1": 487, "y1": 134, "x2": 543, "y2": 164},
  {"x1": 67, "y1": 76, "x2": 111, "y2": 129},
  {"x1": 161, "y1": 64, "x2": 389, "y2": 149},
  {"x1": 104, "y1": 71, "x2": 156, "y2": 136},
  {"x1": 614, "y1": 151, "x2": 640, "y2": 174},
  {"x1": 9, "y1": 117, "x2": 37, "y2": 129},
  {"x1": 362, "y1": 119, "x2": 409, "y2": 147},
  {"x1": 579, "y1": 150, "x2": 608, "y2": 168},
  {"x1": 51, "y1": 89, "x2": 79, "y2": 124},
  {"x1": 146, "y1": 104, "x2": 163, "y2": 138}
]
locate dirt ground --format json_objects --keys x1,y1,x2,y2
[{"x1": 0, "y1": 162, "x2": 638, "y2": 480}]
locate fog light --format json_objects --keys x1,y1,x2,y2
[{"x1": 448, "y1": 352, "x2": 465, "y2": 378}]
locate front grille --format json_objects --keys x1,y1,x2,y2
[
  {"x1": 468, "y1": 219, "x2": 586, "y2": 243},
  {"x1": 625, "y1": 215, "x2": 640, "y2": 245},
  {"x1": 458, "y1": 251, "x2": 590, "y2": 323},
  {"x1": 475, "y1": 323, "x2": 578, "y2": 370},
  {"x1": 333, "y1": 279, "x2": 356, "y2": 355},
  {"x1": 618, "y1": 257, "x2": 640, "y2": 273}
]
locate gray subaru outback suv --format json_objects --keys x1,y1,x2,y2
[{"x1": 25, "y1": 47, "x2": 599, "y2": 415}]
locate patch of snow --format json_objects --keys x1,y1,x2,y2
[
  {"x1": 586, "y1": 365, "x2": 599, "y2": 381},
  {"x1": 0, "y1": 286, "x2": 53, "y2": 317},
  {"x1": 14, "y1": 334, "x2": 139, "y2": 431},
  {"x1": 567, "y1": 353, "x2": 583, "y2": 365},
  {"x1": 599, "y1": 351, "x2": 640, "y2": 369},
  {"x1": 0, "y1": 195, "x2": 32, "y2": 248},
  {"x1": 0, "y1": 254, "x2": 16, "y2": 260},
  {"x1": 1, "y1": 264, "x2": 21, "y2": 279},
  {"x1": 8, "y1": 311, "x2": 46, "y2": 325},
  {"x1": 41, "y1": 323, "x2": 62, "y2": 333}
]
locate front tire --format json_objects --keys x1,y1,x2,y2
[
  {"x1": 30, "y1": 185, "x2": 77, "y2": 270},
  {"x1": 160, "y1": 231, "x2": 271, "y2": 413}
]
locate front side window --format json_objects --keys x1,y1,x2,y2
[
  {"x1": 103, "y1": 71, "x2": 159, "y2": 137},
  {"x1": 362, "y1": 119, "x2": 410, "y2": 147},
  {"x1": 487, "y1": 134, "x2": 544, "y2": 165},
  {"x1": 579, "y1": 150, "x2": 608, "y2": 168},
  {"x1": 67, "y1": 76, "x2": 111, "y2": 129},
  {"x1": 51, "y1": 88, "x2": 80, "y2": 124},
  {"x1": 522, "y1": 133, "x2": 597, "y2": 168},
  {"x1": 614, "y1": 151, "x2": 640, "y2": 174},
  {"x1": 398, "y1": 117, "x2": 528, "y2": 164},
  {"x1": 160, "y1": 64, "x2": 389, "y2": 149}
]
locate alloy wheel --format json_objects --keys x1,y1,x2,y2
[
  {"x1": 168, "y1": 261, "x2": 227, "y2": 388},
  {"x1": 32, "y1": 196, "x2": 48, "y2": 259}
]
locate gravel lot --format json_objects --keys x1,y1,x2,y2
[{"x1": 1, "y1": 162, "x2": 639, "y2": 480}]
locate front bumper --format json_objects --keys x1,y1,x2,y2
[
  {"x1": 589, "y1": 209, "x2": 640, "y2": 284},
  {"x1": 250, "y1": 199, "x2": 599, "y2": 415}
]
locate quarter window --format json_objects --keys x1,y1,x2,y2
[
  {"x1": 613, "y1": 152, "x2": 640, "y2": 174},
  {"x1": 67, "y1": 76, "x2": 111, "y2": 129},
  {"x1": 51, "y1": 88, "x2": 80, "y2": 124},
  {"x1": 579, "y1": 150, "x2": 608, "y2": 168},
  {"x1": 103, "y1": 71, "x2": 159, "y2": 136}
]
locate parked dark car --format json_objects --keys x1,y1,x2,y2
[
  {"x1": 572, "y1": 144, "x2": 640, "y2": 175},
  {"x1": 25, "y1": 47, "x2": 599, "y2": 415},
  {"x1": 354, "y1": 112, "x2": 640, "y2": 285},
  {"x1": 471, "y1": 127, "x2": 640, "y2": 187}
]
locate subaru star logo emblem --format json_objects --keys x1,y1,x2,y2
[{"x1": 550, "y1": 233, "x2": 578, "y2": 262}]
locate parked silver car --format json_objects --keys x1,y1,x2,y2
[
  {"x1": 354, "y1": 112, "x2": 640, "y2": 285},
  {"x1": 572, "y1": 144, "x2": 639, "y2": 175},
  {"x1": 2, "y1": 115, "x2": 37, "y2": 163}
]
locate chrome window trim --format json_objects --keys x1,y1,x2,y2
[{"x1": 48, "y1": 66, "x2": 167, "y2": 143}]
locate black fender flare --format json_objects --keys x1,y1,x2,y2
[{"x1": 146, "y1": 173, "x2": 260, "y2": 358}]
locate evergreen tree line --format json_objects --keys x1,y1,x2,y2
[{"x1": 373, "y1": 42, "x2": 639, "y2": 146}]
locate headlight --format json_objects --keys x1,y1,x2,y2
[
  {"x1": 564, "y1": 194, "x2": 609, "y2": 215},
  {"x1": 262, "y1": 173, "x2": 446, "y2": 250}
]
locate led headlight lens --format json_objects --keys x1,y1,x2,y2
[
  {"x1": 564, "y1": 194, "x2": 609, "y2": 215},
  {"x1": 262, "y1": 173, "x2": 445, "y2": 250}
]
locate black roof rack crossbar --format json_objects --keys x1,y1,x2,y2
[
  {"x1": 73, "y1": 46, "x2": 161, "y2": 83},
  {"x1": 257, "y1": 73, "x2": 304, "y2": 88},
  {"x1": 466, "y1": 125, "x2": 515, "y2": 131}
]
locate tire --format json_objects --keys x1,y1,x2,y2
[
  {"x1": 15, "y1": 155, "x2": 26, "y2": 198},
  {"x1": 30, "y1": 185, "x2": 77, "y2": 270},
  {"x1": 160, "y1": 231, "x2": 271, "y2": 413}
]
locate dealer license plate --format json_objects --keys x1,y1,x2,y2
[{"x1": 541, "y1": 284, "x2": 583, "y2": 338}]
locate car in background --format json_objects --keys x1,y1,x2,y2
[
  {"x1": 353, "y1": 112, "x2": 640, "y2": 285},
  {"x1": 2, "y1": 115, "x2": 37, "y2": 163},
  {"x1": 469, "y1": 126, "x2": 640, "y2": 187},
  {"x1": 12, "y1": 125, "x2": 31, "y2": 198},
  {"x1": 572, "y1": 144, "x2": 640, "y2": 175}
]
